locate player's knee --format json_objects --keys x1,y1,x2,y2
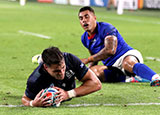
[
  {"x1": 122, "y1": 56, "x2": 138, "y2": 73},
  {"x1": 91, "y1": 66, "x2": 106, "y2": 76},
  {"x1": 90, "y1": 66, "x2": 99, "y2": 76},
  {"x1": 98, "y1": 67, "x2": 106, "y2": 76},
  {"x1": 95, "y1": 66, "x2": 107, "y2": 82}
]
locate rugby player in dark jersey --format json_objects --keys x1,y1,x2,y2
[
  {"x1": 22, "y1": 46, "x2": 101, "y2": 107},
  {"x1": 78, "y1": 6, "x2": 160, "y2": 86}
]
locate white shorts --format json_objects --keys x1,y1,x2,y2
[{"x1": 112, "y1": 49, "x2": 143, "y2": 75}]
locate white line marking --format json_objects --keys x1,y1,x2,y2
[
  {"x1": 1, "y1": 103, "x2": 160, "y2": 107},
  {"x1": 123, "y1": 32, "x2": 160, "y2": 36},
  {"x1": 146, "y1": 57, "x2": 160, "y2": 62},
  {"x1": 66, "y1": 103, "x2": 160, "y2": 107},
  {"x1": 99, "y1": 15, "x2": 160, "y2": 25},
  {"x1": 18, "y1": 30, "x2": 51, "y2": 39},
  {"x1": 0, "y1": 105, "x2": 24, "y2": 107}
]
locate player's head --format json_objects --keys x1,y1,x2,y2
[
  {"x1": 78, "y1": 6, "x2": 95, "y2": 15},
  {"x1": 42, "y1": 46, "x2": 66, "y2": 80},
  {"x1": 78, "y1": 6, "x2": 97, "y2": 33}
]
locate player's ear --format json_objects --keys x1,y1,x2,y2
[{"x1": 43, "y1": 64, "x2": 48, "y2": 70}]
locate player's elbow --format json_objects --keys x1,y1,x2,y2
[
  {"x1": 21, "y1": 94, "x2": 30, "y2": 106},
  {"x1": 105, "y1": 49, "x2": 116, "y2": 57},
  {"x1": 90, "y1": 71, "x2": 102, "y2": 91},
  {"x1": 94, "y1": 80, "x2": 102, "y2": 91},
  {"x1": 21, "y1": 97, "x2": 26, "y2": 106},
  {"x1": 97, "y1": 82, "x2": 102, "y2": 91}
]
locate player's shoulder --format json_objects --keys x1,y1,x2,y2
[
  {"x1": 63, "y1": 52, "x2": 81, "y2": 66},
  {"x1": 98, "y1": 22, "x2": 115, "y2": 30},
  {"x1": 99, "y1": 22, "x2": 112, "y2": 26},
  {"x1": 27, "y1": 64, "x2": 44, "y2": 84},
  {"x1": 81, "y1": 31, "x2": 88, "y2": 39},
  {"x1": 63, "y1": 52, "x2": 78, "y2": 62}
]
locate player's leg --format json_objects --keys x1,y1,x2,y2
[
  {"x1": 111, "y1": 0, "x2": 117, "y2": 9},
  {"x1": 117, "y1": 0, "x2": 124, "y2": 15},
  {"x1": 90, "y1": 65, "x2": 107, "y2": 82},
  {"x1": 90, "y1": 65, "x2": 126, "y2": 82},
  {"x1": 107, "y1": 0, "x2": 112, "y2": 10},
  {"x1": 122, "y1": 55, "x2": 160, "y2": 86},
  {"x1": 20, "y1": 0, "x2": 26, "y2": 6},
  {"x1": 107, "y1": 0, "x2": 116, "y2": 10}
]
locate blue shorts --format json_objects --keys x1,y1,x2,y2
[{"x1": 104, "y1": 67, "x2": 126, "y2": 82}]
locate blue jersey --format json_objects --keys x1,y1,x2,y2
[
  {"x1": 81, "y1": 22, "x2": 133, "y2": 66},
  {"x1": 25, "y1": 53, "x2": 88, "y2": 100}
]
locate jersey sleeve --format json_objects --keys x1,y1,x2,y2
[
  {"x1": 25, "y1": 81, "x2": 40, "y2": 100},
  {"x1": 81, "y1": 32, "x2": 89, "y2": 49},
  {"x1": 66, "y1": 53, "x2": 88, "y2": 81},
  {"x1": 25, "y1": 66, "x2": 43, "y2": 100},
  {"x1": 102, "y1": 23, "x2": 117, "y2": 38}
]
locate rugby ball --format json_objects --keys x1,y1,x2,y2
[{"x1": 41, "y1": 87, "x2": 60, "y2": 107}]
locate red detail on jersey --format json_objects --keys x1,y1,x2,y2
[{"x1": 88, "y1": 33, "x2": 96, "y2": 40}]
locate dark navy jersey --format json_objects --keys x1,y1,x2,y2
[
  {"x1": 25, "y1": 53, "x2": 88, "y2": 100},
  {"x1": 81, "y1": 22, "x2": 133, "y2": 66}
]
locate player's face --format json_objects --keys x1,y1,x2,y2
[
  {"x1": 78, "y1": 10, "x2": 97, "y2": 34},
  {"x1": 44, "y1": 60, "x2": 66, "y2": 80}
]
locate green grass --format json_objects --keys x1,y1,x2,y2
[{"x1": 0, "y1": 1, "x2": 160, "y2": 114}]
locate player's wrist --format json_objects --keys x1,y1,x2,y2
[
  {"x1": 67, "y1": 89, "x2": 76, "y2": 98},
  {"x1": 88, "y1": 56, "x2": 94, "y2": 62},
  {"x1": 29, "y1": 100, "x2": 34, "y2": 107}
]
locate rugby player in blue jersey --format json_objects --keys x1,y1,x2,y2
[
  {"x1": 22, "y1": 46, "x2": 101, "y2": 107},
  {"x1": 78, "y1": 6, "x2": 160, "y2": 86}
]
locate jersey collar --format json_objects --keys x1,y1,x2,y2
[
  {"x1": 87, "y1": 22, "x2": 99, "y2": 40},
  {"x1": 88, "y1": 33, "x2": 96, "y2": 40}
]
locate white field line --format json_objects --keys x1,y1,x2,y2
[
  {"x1": 56, "y1": 10, "x2": 160, "y2": 25},
  {"x1": 146, "y1": 57, "x2": 160, "y2": 62},
  {"x1": 1, "y1": 103, "x2": 160, "y2": 108},
  {"x1": 18, "y1": 30, "x2": 51, "y2": 39},
  {"x1": 122, "y1": 32, "x2": 160, "y2": 36},
  {"x1": 66, "y1": 103, "x2": 160, "y2": 107},
  {"x1": 99, "y1": 15, "x2": 160, "y2": 25},
  {"x1": 0, "y1": 105, "x2": 24, "y2": 107}
]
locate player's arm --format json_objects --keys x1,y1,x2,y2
[
  {"x1": 81, "y1": 50, "x2": 98, "y2": 68},
  {"x1": 54, "y1": 69, "x2": 101, "y2": 102},
  {"x1": 82, "y1": 35, "x2": 117, "y2": 64},
  {"x1": 21, "y1": 89, "x2": 52, "y2": 107},
  {"x1": 73, "y1": 69, "x2": 102, "y2": 96}
]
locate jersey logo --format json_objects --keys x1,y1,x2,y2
[
  {"x1": 65, "y1": 70, "x2": 75, "y2": 79},
  {"x1": 90, "y1": 38, "x2": 97, "y2": 45},
  {"x1": 91, "y1": 38, "x2": 96, "y2": 43},
  {"x1": 80, "y1": 63, "x2": 84, "y2": 68},
  {"x1": 62, "y1": 83, "x2": 66, "y2": 87}
]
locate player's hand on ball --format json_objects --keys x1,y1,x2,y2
[
  {"x1": 32, "y1": 89, "x2": 52, "y2": 107},
  {"x1": 54, "y1": 87, "x2": 69, "y2": 103}
]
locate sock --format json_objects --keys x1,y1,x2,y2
[{"x1": 133, "y1": 63, "x2": 156, "y2": 81}]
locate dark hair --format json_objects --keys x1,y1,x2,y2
[
  {"x1": 78, "y1": 6, "x2": 95, "y2": 15},
  {"x1": 42, "y1": 46, "x2": 64, "y2": 67}
]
